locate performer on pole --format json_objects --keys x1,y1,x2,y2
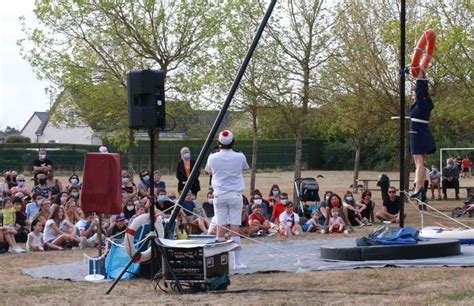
[
  {"x1": 205, "y1": 130, "x2": 249, "y2": 269},
  {"x1": 409, "y1": 68, "x2": 436, "y2": 200}
]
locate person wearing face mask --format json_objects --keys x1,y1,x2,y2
[
  {"x1": 10, "y1": 174, "x2": 29, "y2": 195},
  {"x1": 122, "y1": 196, "x2": 138, "y2": 220},
  {"x1": 32, "y1": 173, "x2": 52, "y2": 200},
  {"x1": 202, "y1": 191, "x2": 215, "y2": 218},
  {"x1": 66, "y1": 174, "x2": 82, "y2": 193},
  {"x1": 176, "y1": 147, "x2": 201, "y2": 197},
  {"x1": 267, "y1": 184, "x2": 281, "y2": 207},
  {"x1": 429, "y1": 164, "x2": 442, "y2": 200},
  {"x1": 32, "y1": 148, "x2": 53, "y2": 186},
  {"x1": 270, "y1": 192, "x2": 288, "y2": 224},
  {"x1": 442, "y1": 158, "x2": 460, "y2": 200},
  {"x1": 26, "y1": 193, "x2": 44, "y2": 223},
  {"x1": 52, "y1": 192, "x2": 69, "y2": 206},
  {"x1": 318, "y1": 191, "x2": 333, "y2": 224},
  {"x1": 155, "y1": 189, "x2": 175, "y2": 219},
  {"x1": 121, "y1": 170, "x2": 138, "y2": 198},
  {"x1": 68, "y1": 186, "x2": 80, "y2": 201},
  {"x1": 342, "y1": 190, "x2": 363, "y2": 226},
  {"x1": 320, "y1": 194, "x2": 352, "y2": 234},
  {"x1": 137, "y1": 169, "x2": 151, "y2": 197}
]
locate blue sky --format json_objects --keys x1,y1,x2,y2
[{"x1": 0, "y1": 1, "x2": 51, "y2": 130}]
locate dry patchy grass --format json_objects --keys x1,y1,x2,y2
[{"x1": 1, "y1": 170, "x2": 473, "y2": 305}]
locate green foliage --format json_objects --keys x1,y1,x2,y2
[{"x1": 5, "y1": 135, "x2": 31, "y2": 144}]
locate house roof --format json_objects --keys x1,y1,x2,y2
[{"x1": 20, "y1": 112, "x2": 49, "y2": 135}]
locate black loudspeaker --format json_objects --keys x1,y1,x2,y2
[{"x1": 127, "y1": 69, "x2": 165, "y2": 129}]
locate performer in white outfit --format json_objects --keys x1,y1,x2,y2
[{"x1": 205, "y1": 130, "x2": 249, "y2": 269}]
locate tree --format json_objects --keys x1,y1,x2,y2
[
  {"x1": 5, "y1": 135, "x2": 31, "y2": 143},
  {"x1": 20, "y1": 0, "x2": 226, "y2": 170}
]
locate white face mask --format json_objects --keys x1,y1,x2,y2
[
  {"x1": 39, "y1": 154, "x2": 46, "y2": 160},
  {"x1": 61, "y1": 196, "x2": 67, "y2": 204},
  {"x1": 133, "y1": 200, "x2": 139, "y2": 206},
  {"x1": 126, "y1": 205, "x2": 135, "y2": 211},
  {"x1": 280, "y1": 199, "x2": 288, "y2": 205},
  {"x1": 208, "y1": 198, "x2": 213, "y2": 204},
  {"x1": 254, "y1": 199, "x2": 262, "y2": 205}
]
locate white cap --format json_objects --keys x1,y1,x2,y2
[
  {"x1": 218, "y1": 130, "x2": 234, "y2": 145},
  {"x1": 99, "y1": 146, "x2": 108, "y2": 153}
]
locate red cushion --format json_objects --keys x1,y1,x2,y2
[{"x1": 80, "y1": 153, "x2": 122, "y2": 214}]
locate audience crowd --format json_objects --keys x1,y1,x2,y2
[{"x1": 0, "y1": 148, "x2": 471, "y2": 254}]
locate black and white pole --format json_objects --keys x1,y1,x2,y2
[{"x1": 399, "y1": 0, "x2": 406, "y2": 228}]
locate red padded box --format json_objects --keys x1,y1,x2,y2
[{"x1": 80, "y1": 153, "x2": 122, "y2": 214}]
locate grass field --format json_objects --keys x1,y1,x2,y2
[{"x1": 1, "y1": 170, "x2": 473, "y2": 305}]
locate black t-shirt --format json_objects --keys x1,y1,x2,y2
[
  {"x1": 202, "y1": 201, "x2": 214, "y2": 218},
  {"x1": 156, "y1": 200, "x2": 175, "y2": 214},
  {"x1": 383, "y1": 196, "x2": 400, "y2": 215},
  {"x1": 109, "y1": 224, "x2": 126, "y2": 239},
  {"x1": 32, "y1": 158, "x2": 53, "y2": 180}
]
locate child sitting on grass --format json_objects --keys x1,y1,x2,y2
[
  {"x1": 278, "y1": 201, "x2": 301, "y2": 237},
  {"x1": 303, "y1": 210, "x2": 322, "y2": 232},
  {"x1": 328, "y1": 207, "x2": 345, "y2": 233},
  {"x1": 1, "y1": 197, "x2": 25, "y2": 253},
  {"x1": 27, "y1": 219, "x2": 63, "y2": 251}
]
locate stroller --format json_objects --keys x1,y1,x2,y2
[{"x1": 294, "y1": 177, "x2": 320, "y2": 218}]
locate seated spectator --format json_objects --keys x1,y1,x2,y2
[
  {"x1": 267, "y1": 184, "x2": 281, "y2": 214},
  {"x1": 248, "y1": 190, "x2": 271, "y2": 220},
  {"x1": 429, "y1": 164, "x2": 442, "y2": 200},
  {"x1": 327, "y1": 207, "x2": 345, "y2": 233},
  {"x1": 248, "y1": 203, "x2": 271, "y2": 235},
  {"x1": 320, "y1": 194, "x2": 352, "y2": 234},
  {"x1": 359, "y1": 190, "x2": 375, "y2": 223},
  {"x1": 302, "y1": 210, "x2": 322, "y2": 232},
  {"x1": 318, "y1": 191, "x2": 333, "y2": 223},
  {"x1": 46, "y1": 170, "x2": 63, "y2": 198},
  {"x1": 67, "y1": 186, "x2": 80, "y2": 201},
  {"x1": 43, "y1": 204, "x2": 78, "y2": 249},
  {"x1": 75, "y1": 210, "x2": 99, "y2": 248},
  {"x1": 32, "y1": 173, "x2": 51, "y2": 199},
  {"x1": 64, "y1": 197, "x2": 80, "y2": 229},
  {"x1": 53, "y1": 192, "x2": 69, "y2": 206},
  {"x1": 155, "y1": 189, "x2": 175, "y2": 218},
  {"x1": 10, "y1": 174, "x2": 29, "y2": 195},
  {"x1": 121, "y1": 170, "x2": 137, "y2": 197},
  {"x1": 181, "y1": 191, "x2": 196, "y2": 224},
  {"x1": 270, "y1": 192, "x2": 288, "y2": 223},
  {"x1": 26, "y1": 193, "x2": 43, "y2": 223},
  {"x1": 239, "y1": 204, "x2": 254, "y2": 236},
  {"x1": 65, "y1": 174, "x2": 81, "y2": 193},
  {"x1": 108, "y1": 213, "x2": 127, "y2": 239},
  {"x1": 376, "y1": 187, "x2": 403, "y2": 223},
  {"x1": 32, "y1": 199, "x2": 52, "y2": 226},
  {"x1": 190, "y1": 200, "x2": 209, "y2": 234},
  {"x1": 342, "y1": 191, "x2": 369, "y2": 226},
  {"x1": 6, "y1": 170, "x2": 18, "y2": 192},
  {"x1": 123, "y1": 195, "x2": 137, "y2": 220},
  {"x1": 202, "y1": 191, "x2": 215, "y2": 218},
  {"x1": 153, "y1": 170, "x2": 166, "y2": 191},
  {"x1": 1, "y1": 197, "x2": 25, "y2": 253},
  {"x1": 129, "y1": 203, "x2": 147, "y2": 224},
  {"x1": 278, "y1": 201, "x2": 301, "y2": 237},
  {"x1": 27, "y1": 219, "x2": 62, "y2": 251},
  {"x1": 442, "y1": 158, "x2": 460, "y2": 200},
  {"x1": 137, "y1": 169, "x2": 151, "y2": 198},
  {"x1": 13, "y1": 197, "x2": 28, "y2": 243}
]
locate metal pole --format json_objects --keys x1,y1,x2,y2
[
  {"x1": 165, "y1": 0, "x2": 278, "y2": 238},
  {"x1": 399, "y1": 0, "x2": 406, "y2": 228},
  {"x1": 148, "y1": 129, "x2": 156, "y2": 276}
]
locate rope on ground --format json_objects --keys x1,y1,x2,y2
[
  {"x1": 173, "y1": 202, "x2": 313, "y2": 272},
  {"x1": 401, "y1": 190, "x2": 472, "y2": 229}
]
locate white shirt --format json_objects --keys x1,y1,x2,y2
[
  {"x1": 44, "y1": 219, "x2": 59, "y2": 242},
  {"x1": 279, "y1": 211, "x2": 299, "y2": 227},
  {"x1": 205, "y1": 149, "x2": 249, "y2": 196}
]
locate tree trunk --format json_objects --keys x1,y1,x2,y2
[
  {"x1": 127, "y1": 129, "x2": 135, "y2": 174},
  {"x1": 250, "y1": 109, "x2": 258, "y2": 193},
  {"x1": 353, "y1": 138, "x2": 362, "y2": 193}
]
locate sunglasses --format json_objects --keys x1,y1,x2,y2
[
  {"x1": 18, "y1": 180, "x2": 25, "y2": 182},
  {"x1": 388, "y1": 191, "x2": 396, "y2": 193}
]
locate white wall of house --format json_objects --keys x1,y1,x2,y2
[
  {"x1": 39, "y1": 123, "x2": 101, "y2": 145},
  {"x1": 20, "y1": 115, "x2": 42, "y2": 143}
]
